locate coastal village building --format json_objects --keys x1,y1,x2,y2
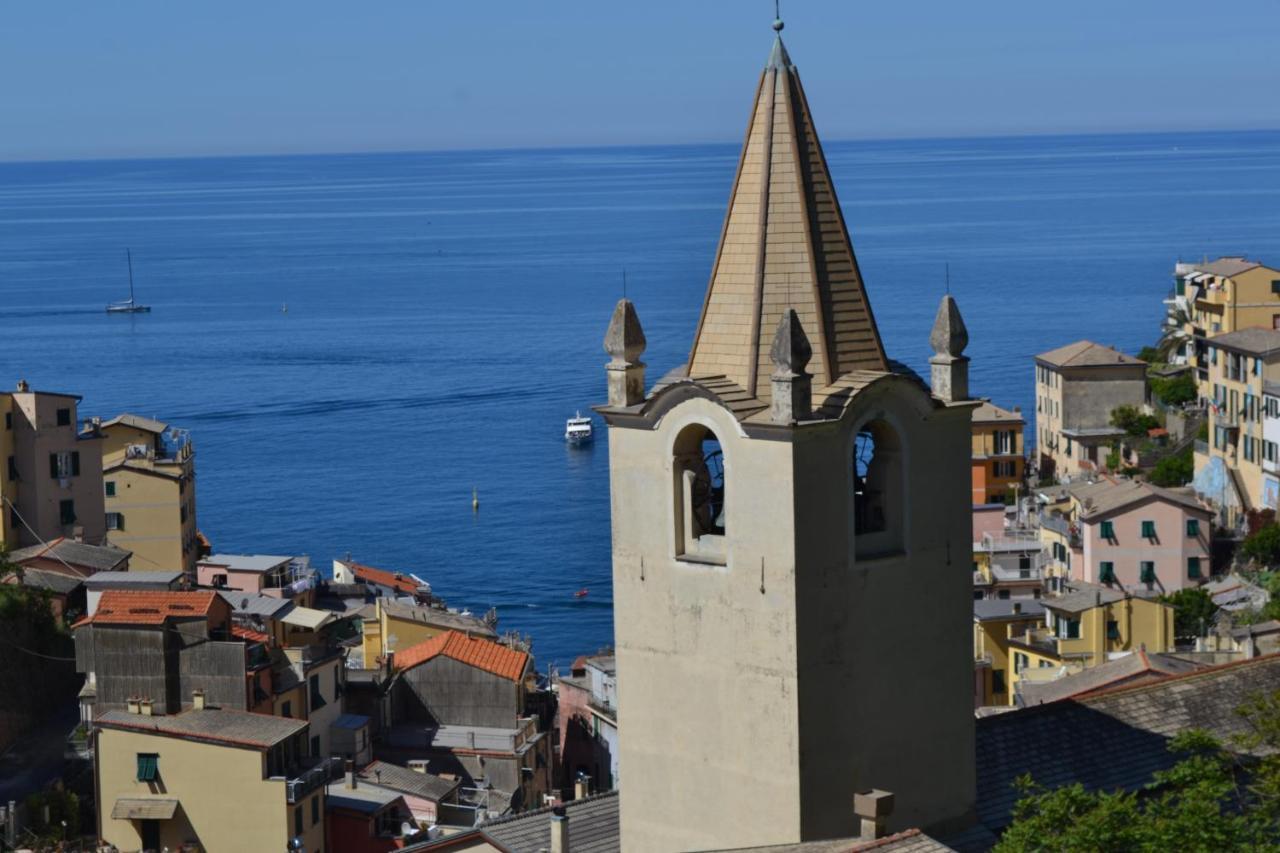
[
  {"x1": 1034, "y1": 341, "x2": 1146, "y2": 480},
  {"x1": 0, "y1": 381, "x2": 105, "y2": 549},
  {"x1": 555, "y1": 653, "x2": 619, "y2": 795},
  {"x1": 1169, "y1": 257, "x2": 1280, "y2": 385},
  {"x1": 971, "y1": 401, "x2": 1025, "y2": 505},
  {"x1": 357, "y1": 760, "x2": 461, "y2": 828},
  {"x1": 973, "y1": 599, "x2": 1045, "y2": 708},
  {"x1": 197, "y1": 552, "x2": 317, "y2": 604},
  {"x1": 5, "y1": 538, "x2": 131, "y2": 620},
  {"x1": 325, "y1": 767, "x2": 421, "y2": 852},
  {"x1": 381, "y1": 630, "x2": 550, "y2": 813},
  {"x1": 972, "y1": 531, "x2": 1045, "y2": 601},
  {"x1": 361, "y1": 596, "x2": 496, "y2": 667},
  {"x1": 1016, "y1": 647, "x2": 1205, "y2": 706},
  {"x1": 1006, "y1": 583, "x2": 1174, "y2": 699},
  {"x1": 596, "y1": 25, "x2": 975, "y2": 849},
  {"x1": 1192, "y1": 326, "x2": 1280, "y2": 526},
  {"x1": 1068, "y1": 478, "x2": 1212, "y2": 593},
  {"x1": 93, "y1": 704, "x2": 329, "y2": 853},
  {"x1": 97, "y1": 413, "x2": 199, "y2": 575},
  {"x1": 334, "y1": 557, "x2": 434, "y2": 603}
]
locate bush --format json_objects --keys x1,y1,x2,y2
[
  {"x1": 1148, "y1": 448, "x2": 1193, "y2": 487},
  {"x1": 1161, "y1": 587, "x2": 1219, "y2": 640},
  {"x1": 1241, "y1": 525, "x2": 1280, "y2": 567},
  {"x1": 1111, "y1": 405, "x2": 1161, "y2": 437},
  {"x1": 1137, "y1": 346, "x2": 1161, "y2": 364},
  {"x1": 1150, "y1": 372, "x2": 1197, "y2": 407}
]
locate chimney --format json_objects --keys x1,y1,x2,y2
[
  {"x1": 192, "y1": 690, "x2": 205, "y2": 711},
  {"x1": 550, "y1": 805, "x2": 569, "y2": 853},
  {"x1": 1012, "y1": 602, "x2": 1022, "y2": 615},
  {"x1": 126, "y1": 697, "x2": 141, "y2": 715},
  {"x1": 344, "y1": 759, "x2": 356, "y2": 790},
  {"x1": 574, "y1": 774, "x2": 591, "y2": 801},
  {"x1": 139, "y1": 698, "x2": 153, "y2": 717},
  {"x1": 853, "y1": 789, "x2": 895, "y2": 841}
]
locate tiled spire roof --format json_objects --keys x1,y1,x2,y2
[{"x1": 688, "y1": 33, "x2": 888, "y2": 401}]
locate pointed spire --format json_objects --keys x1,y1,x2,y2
[
  {"x1": 604, "y1": 299, "x2": 647, "y2": 407},
  {"x1": 929, "y1": 294, "x2": 968, "y2": 358},
  {"x1": 929, "y1": 294, "x2": 969, "y2": 403},
  {"x1": 687, "y1": 28, "x2": 888, "y2": 404},
  {"x1": 769, "y1": 309, "x2": 813, "y2": 424}
]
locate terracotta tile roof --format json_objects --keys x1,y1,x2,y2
[
  {"x1": 74, "y1": 590, "x2": 219, "y2": 628},
  {"x1": 395, "y1": 630, "x2": 529, "y2": 682},
  {"x1": 347, "y1": 561, "x2": 423, "y2": 596},
  {"x1": 231, "y1": 624, "x2": 270, "y2": 644}
]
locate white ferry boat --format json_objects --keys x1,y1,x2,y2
[{"x1": 565, "y1": 412, "x2": 593, "y2": 445}]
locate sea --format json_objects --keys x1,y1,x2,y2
[{"x1": 1, "y1": 130, "x2": 1279, "y2": 668}]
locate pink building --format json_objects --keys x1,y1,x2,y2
[
  {"x1": 972, "y1": 504, "x2": 1006, "y2": 544},
  {"x1": 1073, "y1": 480, "x2": 1213, "y2": 594},
  {"x1": 196, "y1": 553, "x2": 314, "y2": 602}
]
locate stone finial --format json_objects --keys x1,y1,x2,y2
[
  {"x1": 929, "y1": 294, "x2": 970, "y2": 403},
  {"x1": 929, "y1": 294, "x2": 968, "y2": 358},
  {"x1": 770, "y1": 309, "x2": 812, "y2": 424},
  {"x1": 604, "y1": 299, "x2": 646, "y2": 407}
]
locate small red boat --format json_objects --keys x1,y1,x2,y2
[{"x1": 574, "y1": 588, "x2": 589, "y2": 598}]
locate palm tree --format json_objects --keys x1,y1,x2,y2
[{"x1": 1156, "y1": 305, "x2": 1192, "y2": 363}]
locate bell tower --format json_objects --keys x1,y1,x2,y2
[{"x1": 598, "y1": 20, "x2": 976, "y2": 853}]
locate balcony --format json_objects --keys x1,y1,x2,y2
[{"x1": 277, "y1": 755, "x2": 343, "y2": 804}]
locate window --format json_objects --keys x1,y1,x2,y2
[
  {"x1": 1188, "y1": 557, "x2": 1202, "y2": 579},
  {"x1": 136, "y1": 753, "x2": 158, "y2": 782},
  {"x1": 852, "y1": 420, "x2": 905, "y2": 557},
  {"x1": 106, "y1": 512, "x2": 124, "y2": 531},
  {"x1": 49, "y1": 451, "x2": 80, "y2": 479},
  {"x1": 310, "y1": 735, "x2": 320, "y2": 756},
  {"x1": 1099, "y1": 561, "x2": 1116, "y2": 584},
  {"x1": 3, "y1": 412, "x2": 10, "y2": 430},
  {"x1": 294, "y1": 805, "x2": 303, "y2": 837},
  {"x1": 6, "y1": 456, "x2": 15, "y2": 482},
  {"x1": 1141, "y1": 520, "x2": 1156, "y2": 539},
  {"x1": 281, "y1": 700, "x2": 292, "y2": 718},
  {"x1": 992, "y1": 669, "x2": 1006, "y2": 694},
  {"x1": 998, "y1": 589, "x2": 1011, "y2": 600},
  {"x1": 1106, "y1": 620, "x2": 1120, "y2": 640},
  {"x1": 673, "y1": 423, "x2": 727, "y2": 563},
  {"x1": 1100, "y1": 520, "x2": 1115, "y2": 540},
  {"x1": 105, "y1": 481, "x2": 116, "y2": 497},
  {"x1": 311, "y1": 794, "x2": 320, "y2": 826},
  {"x1": 1187, "y1": 518, "x2": 1200, "y2": 537},
  {"x1": 1014, "y1": 653, "x2": 1028, "y2": 674},
  {"x1": 1140, "y1": 562, "x2": 1156, "y2": 585},
  {"x1": 1064, "y1": 619, "x2": 1081, "y2": 639},
  {"x1": 55, "y1": 408, "x2": 71, "y2": 427},
  {"x1": 309, "y1": 674, "x2": 326, "y2": 710},
  {"x1": 1272, "y1": 280, "x2": 1280, "y2": 295},
  {"x1": 59, "y1": 499, "x2": 75, "y2": 525}
]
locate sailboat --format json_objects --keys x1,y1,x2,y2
[{"x1": 106, "y1": 249, "x2": 151, "y2": 314}]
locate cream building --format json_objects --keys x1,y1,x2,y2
[
  {"x1": 1170, "y1": 257, "x2": 1280, "y2": 386},
  {"x1": 0, "y1": 381, "x2": 105, "y2": 549},
  {"x1": 597, "y1": 25, "x2": 975, "y2": 852},
  {"x1": 1034, "y1": 341, "x2": 1146, "y2": 480},
  {"x1": 94, "y1": 704, "x2": 327, "y2": 852},
  {"x1": 98, "y1": 413, "x2": 199, "y2": 574}
]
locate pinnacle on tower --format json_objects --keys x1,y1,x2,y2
[
  {"x1": 604, "y1": 298, "x2": 647, "y2": 407},
  {"x1": 769, "y1": 308, "x2": 813, "y2": 423},
  {"x1": 929, "y1": 294, "x2": 969, "y2": 403}
]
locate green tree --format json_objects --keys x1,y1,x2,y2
[
  {"x1": 1162, "y1": 587, "x2": 1219, "y2": 640},
  {"x1": 1138, "y1": 345, "x2": 1162, "y2": 365},
  {"x1": 1148, "y1": 448, "x2": 1193, "y2": 487},
  {"x1": 1243, "y1": 525, "x2": 1280, "y2": 568},
  {"x1": 1151, "y1": 372, "x2": 1198, "y2": 407},
  {"x1": 1111, "y1": 405, "x2": 1162, "y2": 437}
]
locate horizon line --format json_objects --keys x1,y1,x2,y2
[{"x1": 2, "y1": 125, "x2": 1279, "y2": 168}]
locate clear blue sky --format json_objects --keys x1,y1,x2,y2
[{"x1": 4, "y1": 0, "x2": 1278, "y2": 161}]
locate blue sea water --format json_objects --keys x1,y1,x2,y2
[{"x1": 1, "y1": 130, "x2": 1279, "y2": 667}]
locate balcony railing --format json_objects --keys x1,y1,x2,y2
[{"x1": 278, "y1": 756, "x2": 343, "y2": 804}]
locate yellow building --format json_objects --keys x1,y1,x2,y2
[
  {"x1": 1172, "y1": 257, "x2": 1280, "y2": 387},
  {"x1": 1034, "y1": 342, "x2": 1147, "y2": 481},
  {"x1": 1194, "y1": 328, "x2": 1280, "y2": 527},
  {"x1": 360, "y1": 597, "x2": 496, "y2": 667},
  {"x1": 94, "y1": 703, "x2": 329, "y2": 852},
  {"x1": 974, "y1": 600, "x2": 1045, "y2": 707},
  {"x1": 1006, "y1": 584, "x2": 1174, "y2": 700},
  {"x1": 971, "y1": 401, "x2": 1025, "y2": 505},
  {"x1": 0, "y1": 381, "x2": 106, "y2": 549},
  {"x1": 97, "y1": 414, "x2": 198, "y2": 575}
]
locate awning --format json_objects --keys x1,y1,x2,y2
[
  {"x1": 111, "y1": 798, "x2": 179, "y2": 820},
  {"x1": 281, "y1": 606, "x2": 338, "y2": 631}
]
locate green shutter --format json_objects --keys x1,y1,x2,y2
[
  {"x1": 1101, "y1": 520, "x2": 1115, "y2": 539},
  {"x1": 1188, "y1": 557, "x2": 1201, "y2": 578},
  {"x1": 1140, "y1": 562, "x2": 1156, "y2": 584},
  {"x1": 136, "y1": 753, "x2": 158, "y2": 782},
  {"x1": 1141, "y1": 520, "x2": 1156, "y2": 538},
  {"x1": 1186, "y1": 518, "x2": 1200, "y2": 537},
  {"x1": 1099, "y1": 562, "x2": 1115, "y2": 584}
]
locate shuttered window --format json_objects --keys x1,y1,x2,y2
[
  {"x1": 1188, "y1": 557, "x2": 1202, "y2": 578},
  {"x1": 136, "y1": 753, "x2": 158, "y2": 782},
  {"x1": 1141, "y1": 520, "x2": 1156, "y2": 538},
  {"x1": 1100, "y1": 520, "x2": 1115, "y2": 540}
]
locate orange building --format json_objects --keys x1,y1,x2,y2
[{"x1": 972, "y1": 401, "x2": 1026, "y2": 505}]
